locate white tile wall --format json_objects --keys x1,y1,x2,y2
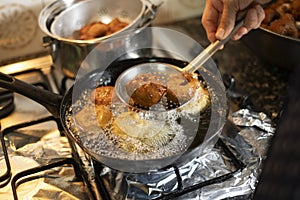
[{"x1": 0, "y1": 0, "x2": 55, "y2": 63}]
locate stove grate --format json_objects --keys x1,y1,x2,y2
[
  {"x1": 0, "y1": 116, "x2": 98, "y2": 200},
  {"x1": 154, "y1": 139, "x2": 245, "y2": 199}
]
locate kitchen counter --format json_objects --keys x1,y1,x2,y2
[{"x1": 161, "y1": 16, "x2": 290, "y2": 124}]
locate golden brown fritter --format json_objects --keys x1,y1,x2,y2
[
  {"x1": 129, "y1": 82, "x2": 168, "y2": 109},
  {"x1": 90, "y1": 86, "x2": 115, "y2": 106},
  {"x1": 291, "y1": 0, "x2": 300, "y2": 21},
  {"x1": 111, "y1": 111, "x2": 175, "y2": 150},
  {"x1": 74, "y1": 104, "x2": 113, "y2": 131},
  {"x1": 268, "y1": 13, "x2": 298, "y2": 38},
  {"x1": 79, "y1": 18, "x2": 128, "y2": 40},
  {"x1": 79, "y1": 22, "x2": 109, "y2": 40},
  {"x1": 126, "y1": 74, "x2": 167, "y2": 109},
  {"x1": 263, "y1": 7, "x2": 280, "y2": 25},
  {"x1": 125, "y1": 73, "x2": 162, "y2": 95},
  {"x1": 95, "y1": 105, "x2": 113, "y2": 128},
  {"x1": 107, "y1": 18, "x2": 129, "y2": 35},
  {"x1": 167, "y1": 73, "x2": 199, "y2": 103},
  {"x1": 125, "y1": 73, "x2": 200, "y2": 110},
  {"x1": 262, "y1": 0, "x2": 300, "y2": 39}
]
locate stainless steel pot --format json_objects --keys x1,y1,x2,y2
[
  {"x1": 39, "y1": 0, "x2": 159, "y2": 78},
  {"x1": 242, "y1": 27, "x2": 300, "y2": 70},
  {"x1": 241, "y1": 0, "x2": 300, "y2": 70}
]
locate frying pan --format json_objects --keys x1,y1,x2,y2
[{"x1": 0, "y1": 57, "x2": 227, "y2": 173}]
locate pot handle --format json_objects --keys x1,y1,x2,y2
[
  {"x1": 42, "y1": 36, "x2": 54, "y2": 48},
  {"x1": 139, "y1": 0, "x2": 162, "y2": 27},
  {"x1": 0, "y1": 72, "x2": 63, "y2": 118}
]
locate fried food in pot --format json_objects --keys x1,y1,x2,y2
[
  {"x1": 125, "y1": 73, "x2": 173, "y2": 109},
  {"x1": 74, "y1": 104, "x2": 113, "y2": 130},
  {"x1": 107, "y1": 18, "x2": 129, "y2": 35},
  {"x1": 79, "y1": 22, "x2": 110, "y2": 40},
  {"x1": 179, "y1": 84, "x2": 210, "y2": 115},
  {"x1": 74, "y1": 72, "x2": 210, "y2": 154},
  {"x1": 269, "y1": 13, "x2": 298, "y2": 38},
  {"x1": 291, "y1": 0, "x2": 300, "y2": 21},
  {"x1": 167, "y1": 73, "x2": 200, "y2": 103},
  {"x1": 95, "y1": 105, "x2": 113, "y2": 128},
  {"x1": 129, "y1": 82, "x2": 169, "y2": 109},
  {"x1": 90, "y1": 86, "x2": 115, "y2": 106},
  {"x1": 263, "y1": 7, "x2": 280, "y2": 25},
  {"x1": 112, "y1": 111, "x2": 176, "y2": 149},
  {"x1": 126, "y1": 73, "x2": 201, "y2": 110},
  {"x1": 74, "y1": 86, "x2": 115, "y2": 130},
  {"x1": 125, "y1": 73, "x2": 162, "y2": 95},
  {"x1": 79, "y1": 18, "x2": 129, "y2": 40},
  {"x1": 261, "y1": 0, "x2": 300, "y2": 39}
]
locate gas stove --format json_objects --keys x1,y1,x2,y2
[
  {"x1": 0, "y1": 55, "x2": 94, "y2": 199},
  {"x1": 1, "y1": 13, "x2": 292, "y2": 197},
  {"x1": 0, "y1": 52, "x2": 277, "y2": 200}
]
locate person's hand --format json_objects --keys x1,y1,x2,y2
[{"x1": 202, "y1": 0, "x2": 271, "y2": 43}]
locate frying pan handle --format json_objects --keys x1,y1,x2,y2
[{"x1": 0, "y1": 72, "x2": 63, "y2": 118}]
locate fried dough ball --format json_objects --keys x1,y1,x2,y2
[
  {"x1": 112, "y1": 111, "x2": 175, "y2": 149},
  {"x1": 90, "y1": 86, "x2": 115, "y2": 106},
  {"x1": 263, "y1": 8, "x2": 280, "y2": 25},
  {"x1": 79, "y1": 22, "x2": 109, "y2": 40},
  {"x1": 167, "y1": 73, "x2": 199, "y2": 103},
  {"x1": 129, "y1": 82, "x2": 170, "y2": 109},
  {"x1": 179, "y1": 84, "x2": 210, "y2": 115},
  {"x1": 74, "y1": 86, "x2": 115, "y2": 130},
  {"x1": 268, "y1": 13, "x2": 298, "y2": 38},
  {"x1": 126, "y1": 73, "x2": 172, "y2": 109},
  {"x1": 126, "y1": 73, "x2": 200, "y2": 110},
  {"x1": 79, "y1": 18, "x2": 128, "y2": 40},
  {"x1": 95, "y1": 105, "x2": 113, "y2": 128},
  {"x1": 262, "y1": 0, "x2": 300, "y2": 39},
  {"x1": 125, "y1": 73, "x2": 162, "y2": 95},
  {"x1": 74, "y1": 104, "x2": 113, "y2": 131},
  {"x1": 107, "y1": 18, "x2": 129, "y2": 35},
  {"x1": 291, "y1": 0, "x2": 300, "y2": 21}
]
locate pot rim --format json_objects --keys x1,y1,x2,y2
[
  {"x1": 38, "y1": 0, "x2": 156, "y2": 44},
  {"x1": 259, "y1": 26, "x2": 300, "y2": 43}
]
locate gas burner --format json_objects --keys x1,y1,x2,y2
[
  {"x1": 223, "y1": 73, "x2": 260, "y2": 110},
  {"x1": 91, "y1": 138, "x2": 245, "y2": 200},
  {"x1": 0, "y1": 53, "x2": 280, "y2": 199},
  {"x1": 0, "y1": 88, "x2": 15, "y2": 118},
  {"x1": 0, "y1": 68, "x2": 52, "y2": 119},
  {"x1": 0, "y1": 116, "x2": 93, "y2": 200}
]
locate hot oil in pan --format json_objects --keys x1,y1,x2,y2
[{"x1": 64, "y1": 69, "x2": 211, "y2": 161}]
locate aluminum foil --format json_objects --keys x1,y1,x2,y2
[
  {"x1": 0, "y1": 108, "x2": 275, "y2": 199},
  {"x1": 97, "y1": 108, "x2": 275, "y2": 199},
  {"x1": 0, "y1": 129, "x2": 90, "y2": 200}
]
